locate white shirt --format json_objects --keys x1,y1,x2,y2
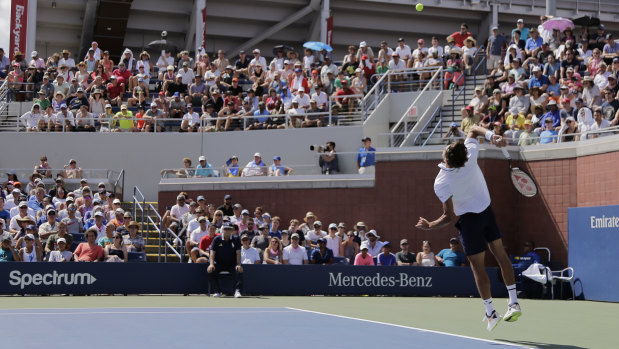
[
  {"x1": 367, "y1": 240, "x2": 384, "y2": 258},
  {"x1": 241, "y1": 246, "x2": 261, "y2": 264},
  {"x1": 295, "y1": 93, "x2": 311, "y2": 109},
  {"x1": 587, "y1": 119, "x2": 612, "y2": 138},
  {"x1": 182, "y1": 111, "x2": 200, "y2": 126},
  {"x1": 53, "y1": 111, "x2": 75, "y2": 127},
  {"x1": 395, "y1": 45, "x2": 412, "y2": 60},
  {"x1": 171, "y1": 204, "x2": 189, "y2": 220},
  {"x1": 303, "y1": 55, "x2": 314, "y2": 70},
  {"x1": 9, "y1": 213, "x2": 35, "y2": 232},
  {"x1": 325, "y1": 235, "x2": 341, "y2": 257},
  {"x1": 250, "y1": 56, "x2": 268, "y2": 71},
  {"x1": 48, "y1": 250, "x2": 73, "y2": 262},
  {"x1": 10, "y1": 205, "x2": 34, "y2": 218},
  {"x1": 178, "y1": 68, "x2": 195, "y2": 85},
  {"x1": 305, "y1": 229, "x2": 326, "y2": 244},
  {"x1": 59, "y1": 57, "x2": 76, "y2": 69},
  {"x1": 204, "y1": 69, "x2": 220, "y2": 87},
  {"x1": 189, "y1": 227, "x2": 209, "y2": 244},
  {"x1": 388, "y1": 59, "x2": 406, "y2": 71},
  {"x1": 311, "y1": 91, "x2": 328, "y2": 108},
  {"x1": 433, "y1": 138, "x2": 491, "y2": 216},
  {"x1": 186, "y1": 218, "x2": 203, "y2": 236},
  {"x1": 412, "y1": 47, "x2": 429, "y2": 60},
  {"x1": 283, "y1": 244, "x2": 308, "y2": 265}
]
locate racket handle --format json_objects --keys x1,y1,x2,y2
[{"x1": 501, "y1": 147, "x2": 511, "y2": 160}]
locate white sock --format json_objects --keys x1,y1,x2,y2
[
  {"x1": 483, "y1": 298, "x2": 495, "y2": 317},
  {"x1": 506, "y1": 284, "x2": 518, "y2": 306}
]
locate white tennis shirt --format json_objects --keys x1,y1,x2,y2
[{"x1": 433, "y1": 138, "x2": 491, "y2": 216}]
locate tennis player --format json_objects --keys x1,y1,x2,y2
[{"x1": 416, "y1": 125, "x2": 521, "y2": 331}]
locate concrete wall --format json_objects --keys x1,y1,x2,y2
[
  {"x1": 159, "y1": 136, "x2": 619, "y2": 266},
  {"x1": 0, "y1": 126, "x2": 363, "y2": 201}
]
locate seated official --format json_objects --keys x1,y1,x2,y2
[{"x1": 207, "y1": 223, "x2": 243, "y2": 298}]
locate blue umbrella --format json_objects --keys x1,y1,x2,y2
[{"x1": 303, "y1": 41, "x2": 333, "y2": 52}]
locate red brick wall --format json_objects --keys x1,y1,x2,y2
[{"x1": 159, "y1": 150, "x2": 619, "y2": 266}]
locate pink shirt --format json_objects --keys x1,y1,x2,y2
[{"x1": 354, "y1": 253, "x2": 375, "y2": 266}]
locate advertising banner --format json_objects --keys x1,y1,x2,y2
[
  {"x1": 10, "y1": 0, "x2": 28, "y2": 60},
  {"x1": 326, "y1": 16, "x2": 333, "y2": 47},
  {"x1": 568, "y1": 205, "x2": 619, "y2": 302}
]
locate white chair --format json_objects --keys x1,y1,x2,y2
[{"x1": 545, "y1": 267, "x2": 575, "y2": 300}]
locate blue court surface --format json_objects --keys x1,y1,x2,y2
[{"x1": 1, "y1": 307, "x2": 530, "y2": 348}]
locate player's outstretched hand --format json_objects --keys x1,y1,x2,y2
[
  {"x1": 416, "y1": 217, "x2": 430, "y2": 230},
  {"x1": 491, "y1": 135, "x2": 507, "y2": 148}
]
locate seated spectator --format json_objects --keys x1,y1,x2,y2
[
  {"x1": 364, "y1": 230, "x2": 383, "y2": 261},
  {"x1": 194, "y1": 156, "x2": 215, "y2": 178},
  {"x1": 538, "y1": 118, "x2": 558, "y2": 144},
  {"x1": 436, "y1": 238, "x2": 466, "y2": 267},
  {"x1": 377, "y1": 241, "x2": 397, "y2": 266},
  {"x1": 268, "y1": 156, "x2": 293, "y2": 176},
  {"x1": 194, "y1": 224, "x2": 219, "y2": 263},
  {"x1": 519, "y1": 120, "x2": 539, "y2": 146},
  {"x1": 340, "y1": 230, "x2": 359, "y2": 264},
  {"x1": 97, "y1": 222, "x2": 115, "y2": 247},
  {"x1": 396, "y1": 239, "x2": 416, "y2": 266},
  {"x1": 353, "y1": 242, "x2": 374, "y2": 265},
  {"x1": 443, "y1": 122, "x2": 466, "y2": 143},
  {"x1": 305, "y1": 221, "x2": 327, "y2": 249},
  {"x1": 188, "y1": 216, "x2": 210, "y2": 261},
  {"x1": 124, "y1": 221, "x2": 144, "y2": 252},
  {"x1": 582, "y1": 76, "x2": 602, "y2": 108},
  {"x1": 586, "y1": 107, "x2": 612, "y2": 139},
  {"x1": 222, "y1": 156, "x2": 241, "y2": 177},
  {"x1": 310, "y1": 238, "x2": 333, "y2": 265},
  {"x1": 240, "y1": 234, "x2": 260, "y2": 264},
  {"x1": 416, "y1": 240, "x2": 437, "y2": 266},
  {"x1": 46, "y1": 237, "x2": 73, "y2": 262},
  {"x1": 20, "y1": 104, "x2": 45, "y2": 132},
  {"x1": 45, "y1": 221, "x2": 73, "y2": 255},
  {"x1": 263, "y1": 237, "x2": 283, "y2": 264},
  {"x1": 74, "y1": 228, "x2": 103, "y2": 262},
  {"x1": 180, "y1": 104, "x2": 200, "y2": 132},
  {"x1": 0, "y1": 235, "x2": 20, "y2": 261},
  {"x1": 104, "y1": 232, "x2": 127, "y2": 262},
  {"x1": 282, "y1": 233, "x2": 308, "y2": 265},
  {"x1": 242, "y1": 153, "x2": 267, "y2": 177},
  {"x1": 251, "y1": 223, "x2": 270, "y2": 257}
]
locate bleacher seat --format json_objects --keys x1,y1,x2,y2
[
  {"x1": 127, "y1": 252, "x2": 147, "y2": 262},
  {"x1": 332, "y1": 256, "x2": 348, "y2": 265}
]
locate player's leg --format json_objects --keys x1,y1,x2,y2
[
  {"x1": 488, "y1": 238, "x2": 522, "y2": 322},
  {"x1": 469, "y1": 251, "x2": 502, "y2": 331}
]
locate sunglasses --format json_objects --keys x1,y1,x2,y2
[
  {"x1": 114, "y1": 236, "x2": 122, "y2": 239},
  {"x1": 215, "y1": 214, "x2": 222, "y2": 217}
]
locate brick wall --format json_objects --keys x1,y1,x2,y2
[{"x1": 159, "y1": 150, "x2": 619, "y2": 266}]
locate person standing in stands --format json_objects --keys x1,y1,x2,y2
[
  {"x1": 208, "y1": 223, "x2": 243, "y2": 298},
  {"x1": 356, "y1": 137, "x2": 376, "y2": 174}
]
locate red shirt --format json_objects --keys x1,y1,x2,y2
[
  {"x1": 451, "y1": 31, "x2": 472, "y2": 48},
  {"x1": 74, "y1": 243, "x2": 104, "y2": 262},
  {"x1": 335, "y1": 87, "x2": 355, "y2": 104},
  {"x1": 112, "y1": 68, "x2": 132, "y2": 84},
  {"x1": 107, "y1": 83, "x2": 123, "y2": 99},
  {"x1": 199, "y1": 233, "x2": 220, "y2": 251}
]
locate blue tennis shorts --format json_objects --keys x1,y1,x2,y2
[{"x1": 455, "y1": 205, "x2": 503, "y2": 256}]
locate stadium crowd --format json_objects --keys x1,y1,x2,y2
[
  {"x1": 447, "y1": 18, "x2": 619, "y2": 144},
  {"x1": 161, "y1": 191, "x2": 468, "y2": 268},
  {"x1": 5, "y1": 21, "x2": 483, "y2": 133},
  {"x1": 0, "y1": 156, "x2": 144, "y2": 262}
]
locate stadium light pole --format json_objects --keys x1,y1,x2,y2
[{"x1": 546, "y1": 0, "x2": 556, "y2": 16}]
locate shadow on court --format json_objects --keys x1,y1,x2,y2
[{"x1": 498, "y1": 339, "x2": 590, "y2": 349}]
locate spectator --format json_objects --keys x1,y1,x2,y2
[
  {"x1": 98, "y1": 222, "x2": 115, "y2": 247},
  {"x1": 46, "y1": 237, "x2": 72, "y2": 262},
  {"x1": 324, "y1": 223, "x2": 341, "y2": 257},
  {"x1": 240, "y1": 234, "x2": 260, "y2": 264},
  {"x1": 0, "y1": 235, "x2": 19, "y2": 261},
  {"x1": 242, "y1": 153, "x2": 267, "y2": 177},
  {"x1": 16, "y1": 232, "x2": 40, "y2": 262},
  {"x1": 375, "y1": 241, "x2": 396, "y2": 266},
  {"x1": 602, "y1": 33, "x2": 619, "y2": 61},
  {"x1": 305, "y1": 221, "x2": 327, "y2": 249},
  {"x1": 74, "y1": 228, "x2": 103, "y2": 262},
  {"x1": 518, "y1": 120, "x2": 539, "y2": 146},
  {"x1": 487, "y1": 27, "x2": 507, "y2": 71},
  {"x1": 20, "y1": 104, "x2": 45, "y2": 132},
  {"x1": 436, "y1": 238, "x2": 466, "y2": 267},
  {"x1": 450, "y1": 23, "x2": 472, "y2": 48},
  {"x1": 268, "y1": 156, "x2": 293, "y2": 176},
  {"x1": 38, "y1": 207, "x2": 59, "y2": 245},
  {"x1": 512, "y1": 19, "x2": 530, "y2": 42},
  {"x1": 443, "y1": 122, "x2": 466, "y2": 142},
  {"x1": 45, "y1": 221, "x2": 73, "y2": 254},
  {"x1": 416, "y1": 240, "x2": 437, "y2": 266},
  {"x1": 462, "y1": 37, "x2": 478, "y2": 73},
  {"x1": 164, "y1": 194, "x2": 189, "y2": 233},
  {"x1": 586, "y1": 107, "x2": 612, "y2": 139},
  {"x1": 582, "y1": 76, "x2": 602, "y2": 108},
  {"x1": 339, "y1": 230, "x2": 359, "y2": 264},
  {"x1": 508, "y1": 86, "x2": 530, "y2": 116},
  {"x1": 280, "y1": 232, "x2": 308, "y2": 265},
  {"x1": 364, "y1": 229, "x2": 382, "y2": 259},
  {"x1": 124, "y1": 221, "x2": 144, "y2": 252},
  {"x1": 353, "y1": 242, "x2": 374, "y2": 265},
  {"x1": 318, "y1": 141, "x2": 339, "y2": 175},
  {"x1": 541, "y1": 100, "x2": 562, "y2": 130},
  {"x1": 207, "y1": 223, "x2": 243, "y2": 298},
  {"x1": 263, "y1": 237, "x2": 283, "y2": 264},
  {"x1": 103, "y1": 232, "x2": 127, "y2": 262},
  {"x1": 310, "y1": 238, "x2": 333, "y2": 264},
  {"x1": 269, "y1": 216, "x2": 282, "y2": 239},
  {"x1": 216, "y1": 195, "x2": 234, "y2": 217},
  {"x1": 538, "y1": 118, "x2": 558, "y2": 144},
  {"x1": 444, "y1": 48, "x2": 464, "y2": 89},
  {"x1": 187, "y1": 216, "x2": 210, "y2": 261},
  {"x1": 251, "y1": 223, "x2": 271, "y2": 257},
  {"x1": 557, "y1": 116, "x2": 580, "y2": 142},
  {"x1": 396, "y1": 239, "x2": 416, "y2": 266},
  {"x1": 460, "y1": 106, "x2": 478, "y2": 134}
]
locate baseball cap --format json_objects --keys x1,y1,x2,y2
[
  {"x1": 254, "y1": 152, "x2": 261, "y2": 157},
  {"x1": 532, "y1": 66, "x2": 541, "y2": 72},
  {"x1": 328, "y1": 223, "x2": 338, "y2": 229},
  {"x1": 517, "y1": 19, "x2": 524, "y2": 23},
  {"x1": 361, "y1": 137, "x2": 372, "y2": 142},
  {"x1": 313, "y1": 221, "x2": 322, "y2": 227},
  {"x1": 383, "y1": 241, "x2": 391, "y2": 247},
  {"x1": 252, "y1": 49, "x2": 260, "y2": 54},
  {"x1": 173, "y1": 92, "x2": 180, "y2": 98},
  {"x1": 317, "y1": 238, "x2": 327, "y2": 244},
  {"x1": 222, "y1": 223, "x2": 234, "y2": 230},
  {"x1": 25, "y1": 234, "x2": 35, "y2": 240},
  {"x1": 450, "y1": 122, "x2": 458, "y2": 127},
  {"x1": 400, "y1": 239, "x2": 409, "y2": 245},
  {"x1": 197, "y1": 195, "x2": 206, "y2": 201},
  {"x1": 57, "y1": 238, "x2": 67, "y2": 244},
  {"x1": 198, "y1": 216, "x2": 207, "y2": 223},
  {"x1": 233, "y1": 203, "x2": 242, "y2": 209},
  {"x1": 241, "y1": 209, "x2": 249, "y2": 215},
  {"x1": 359, "y1": 41, "x2": 367, "y2": 47},
  {"x1": 360, "y1": 242, "x2": 369, "y2": 250},
  {"x1": 115, "y1": 208, "x2": 124, "y2": 214},
  {"x1": 450, "y1": 237, "x2": 460, "y2": 244},
  {"x1": 120, "y1": 104, "x2": 127, "y2": 110},
  {"x1": 198, "y1": 155, "x2": 206, "y2": 161},
  {"x1": 291, "y1": 233, "x2": 300, "y2": 239},
  {"x1": 224, "y1": 194, "x2": 232, "y2": 200},
  {"x1": 273, "y1": 156, "x2": 281, "y2": 161},
  {"x1": 491, "y1": 26, "x2": 498, "y2": 31},
  {"x1": 94, "y1": 211, "x2": 104, "y2": 217}
]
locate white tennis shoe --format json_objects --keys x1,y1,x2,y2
[
  {"x1": 211, "y1": 292, "x2": 222, "y2": 298},
  {"x1": 234, "y1": 290, "x2": 242, "y2": 298},
  {"x1": 483, "y1": 310, "x2": 502, "y2": 331},
  {"x1": 504, "y1": 303, "x2": 522, "y2": 322}
]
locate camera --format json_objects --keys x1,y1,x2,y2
[{"x1": 309, "y1": 144, "x2": 327, "y2": 152}]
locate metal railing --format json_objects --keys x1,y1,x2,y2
[
  {"x1": 113, "y1": 169, "x2": 125, "y2": 201},
  {"x1": 412, "y1": 106, "x2": 443, "y2": 146},
  {"x1": 0, "y1": 80, "x2": 9, "y2": 121},
  {"x1": 389, "y1": 68, "x2": 444, "y2": 147},
  {"x1": 423, "y1": 111, "x2": 444, "y2": 147},
  {"x1": 450, "y1": 46, "x2": 487, "y2": 123}
]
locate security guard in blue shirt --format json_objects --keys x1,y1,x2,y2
[{"x1": 356, "y1": 137, "x2": 376, "y2": 174}]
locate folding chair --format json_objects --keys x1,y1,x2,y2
[
  {"x1": 546, "y1": 267, "x2": 575, "y2": 300},
  {"x1": 533, "y1": 247, "x2": 551, "y2": 265}
]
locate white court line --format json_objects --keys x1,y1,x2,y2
[
  {"x1": 286, "y1": 307, "x2": 533, "y2": 349},
  {"x1": 0, "y1": 308, "x2": 296, "y2": 316}
]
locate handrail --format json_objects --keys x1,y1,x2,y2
[
  {"x1": 0, "y1": 80, "x2": 9, "y2": 121},
  {"x1": 361, "y1": 70, "x2": 390, "y2": 121},
  {"x1": 137, "y1": 195, "x2": 183, "y2": 263},
  {"x1": 423, "y1": 112, "x2": 443, "y2": 147},
  {"x1": 114, "y1": 169, "x2": 125, "y2": 200},
  {"x1": 412, "y1": 105, "x2": 442, "y2": 146},
  {"x1": 451, "y1": 45, "x2": 486, "y2": 123}
]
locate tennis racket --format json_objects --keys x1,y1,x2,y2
[{"x1": 501, "y1": 147, "x2": 538, "y2": 197}]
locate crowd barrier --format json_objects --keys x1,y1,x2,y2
[{"x1": 0, "y1": 263, "x2": 507, "y2": 297}]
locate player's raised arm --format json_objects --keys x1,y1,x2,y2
[{"x1": 467, "y1": 125, "x2": 506, "y2": 147}]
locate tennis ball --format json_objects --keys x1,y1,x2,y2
[{"x1": 416, "y1": 3, "x2": 423, "y2": 11}]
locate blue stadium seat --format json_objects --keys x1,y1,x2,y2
[
  {"x1": 127, "y1": 252, "x2": 147, "y2": 262},
  {"x1": 332, "y1": 256, "x2": 348, "y2": 265}
]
